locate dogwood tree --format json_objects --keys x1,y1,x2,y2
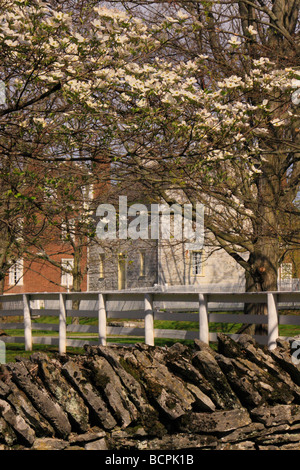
[
  {"x1": 0, "y1": 0, "x2": 298, "y2": 317},
  {"x1": 113, "y1": 1, "x2": 300, "y2": 298}
]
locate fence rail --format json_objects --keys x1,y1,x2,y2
[{"x1": 0, "y1": 290, "x2": 300, "y2": 354}]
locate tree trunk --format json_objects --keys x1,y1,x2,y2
[
  {"x1": 0, "y1": 265, "x2": 9, "y2": 335},
  {"x1": 242, "y1": 167, "x2": 280, "y2": 336},
  {"x1": 71, "y1": 244, "x2": 83, "y2": 325},
  {"x1": 0, "y1": 277, "x2": 4, "y2": 296},
  {"x1": 0, "y1": 277, "x2": 5, "y2": 336},
  {"x1": 243, "y1": 240, "x2": 279, "y2": 336}
]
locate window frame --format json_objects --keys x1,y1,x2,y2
[
  {"x1": 8, "y1": 259, "x2": 24, "y2": 286},
  {"x1": 280, "y1": 262, "x2": 293, "y2": 280},
  {"x1": 118, "y1": 253, "x2": 127, "y2": 290},
  {"x1": 191, "y1": 250, "x2": 204, "y2": 276},
  {"x1": 61, "y1": 258, "x2": 74, "y2": 288},
  {"x1": 139, "y1": 250, "x2": 146, "y2": 277},
  {"x1": 99, "y1": 253, "x2": 105, "y2": 279}
]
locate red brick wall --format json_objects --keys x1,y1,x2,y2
[
  {"x1": 3, "y1": 243, "x2": 87, "y2": 294},
  {"x1": 3, "y1": 159, "x2": 109, "y2": 294}
]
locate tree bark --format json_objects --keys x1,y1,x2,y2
[
  {"x1": 71, "y1": 242, "x2": 84, "y2": 325},
  {"x1": 0, "y1": 277, "x2": 5, "y2": 336},
  {"x1": 243, "y1": 166, "x2": 280, "y2": 336},
  {"x1": 243, "y1": 239, "x2": 279, "y2": 336}
]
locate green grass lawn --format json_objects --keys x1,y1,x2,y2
[
  {"x1": 3, "y1": 343, "x2": 86, "y2": 363},
  {"x1": 1, "y1": 309, "x2": 300, "y2": 363}
]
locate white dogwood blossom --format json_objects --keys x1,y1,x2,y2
[
  {"x1": 247, "y1": 25, "x2": 258, "y2": 35},
  {"x1": 0, "y1": 0, "x2": 298, "y2": 176},
  {"x1": 228, "y1": 35, "x2": 242, "y2": 46}
]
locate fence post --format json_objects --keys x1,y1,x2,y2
[
  {"x1": 267, "y1": 292, "x2": 278, "y2": 351},
  {"x1": 98, "y1": 293, "x2": 107, "y2": 346},
  {"x1": 0, "y1": 340, "x2": 5, "y2": 364},
  {"x1": 23, "y1": 294, "x2": 32, "y2": 351},
  {"x1": 59, "y1": 293, "x2": 67, "y2": 354},
  {"x1": 144, "y1": 293, "x2": 154, "y2": 346},
  {"x1": 199, "y1": 293, "x2": 209, "y2": 344}
]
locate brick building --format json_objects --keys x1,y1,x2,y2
[
  {"x1": 2, "y1": 160, "x2": 102, "y2": 295},
  {"x1": 3, "y1": 232, "x2": 88, "y2": 294}
]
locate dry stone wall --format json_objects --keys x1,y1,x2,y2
[{"x1": 1, "y1": 334, "x2": 300, "y2": 450}]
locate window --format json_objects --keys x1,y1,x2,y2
[
  {"x1": 8, "y1": 259, "x2": 23, "y2": 286},
  {"x1": 61, "y1": 219, "x2": 75, "y2": 242},
  {"x1": 61, "y1": 258, "x2": 74, "y2": 289},
  {"x1": 44, "y1": 184, "x2": 57, "y2": 200},
  {"x1": 191, "y1": 251, "x2": 203, "y2": 276},
  {"x1": 118, "y1": 253, "x2": 127, "y2": 290},
  {"x1": 280, "y1": 263, "x2": 293, "y2": 280},
  {"x1": 16, "y1": 217, "x2": 24, "y2": 242},
  {"x1": 139, "y1": 251, "x2": 146, "y2": 277},
  {"x1": 82, "y1": 184, "x2": 94, "y2": 211},
  {"x1": 99, "y1": 253, "x2": 105, "y2": 279},
  {"x1": 31, "y1": 299, "x2": 45, "y2": 310}
]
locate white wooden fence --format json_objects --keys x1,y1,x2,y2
[{"x1": 0, "y1": 290, "x2": 300, "y2": 354}]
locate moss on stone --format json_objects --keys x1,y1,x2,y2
[
  {"x1": 93, "y1": 372, "x2": 111, "y2": 390},
  {"x1": 119, "y1": 357, "x2": 141, "y2": 383}
]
